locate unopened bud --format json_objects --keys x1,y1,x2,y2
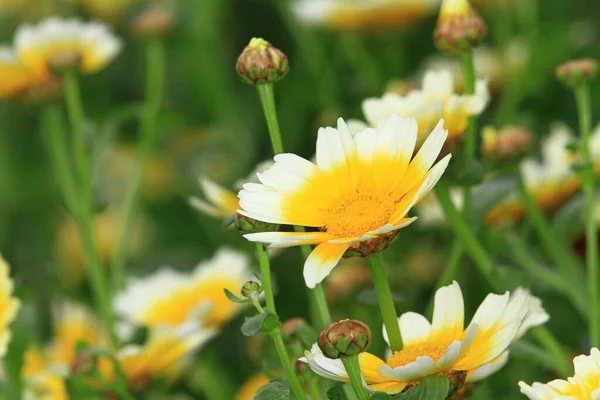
[
  {"x1": 556, "y1": 58, "x2": 599, "y2": 88},
  {"x1": 234, "y1": 213, "x2": 279, "y2": 234},
  {"x1": 48, "y1": 51, "x2": 81, "y2": 74},
  {"x1": 481, "y1": 125, "x2": 535, "y2": 161},
  {"x1": 132, "y1": 7, "x2": 174, "y2": 38},
  {"x1": 318, "y1": 319, "x2": 371, "y2": 359},
  {"x1": 434, "y1": 0, "x2": 487, "y2": 55},
  {"x1": 236, "y1": 38, "x2": 289, "y2": 85},
  {"x1": 281, "y1": 317, "x2": 307, "y2": 342},
  {"x1": 241, "y1": 280, "x2": 261, "y2": 298}
]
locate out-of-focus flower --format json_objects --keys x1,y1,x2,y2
[
  {"x1": 414, "y1": 187, "x2": 463, "y2": 227},
  {"x1": 131, "y1": 6, "x2": 175, "y2": 38},
  {"x1": 292, "y1": 0, "x2": 441, "y2": 30},
  {"x1": 361, "y1": 70, "x2": 489, "y2": 153},
  {"x1": 55, "y1": 209, "x2": 147, "y2": 286},
  {"x1": 481, "y1": 125, "x2": 535, "y2": 161},
  {"x1": 556, "y1": 58, "x2": 599, "y2": 88},
  {"x1": 404, "y1": 247, "x2": 447, "y2": 285},
  {"x1": 434, "y1": 0, "x2": 487, "y2": 55},
  {"x1": 76, "y1": 0, "x2": 133, "y2": 23},
  {"x1": 485, "y1": 124, "x2": 585, "y2": 226},
  {"x1": 240, "y1": 115, "x2": 451, "y2": 288},
  {"x1": 301, "y1": 281, "x2": 531, "y2": 394},
  {"x1": 0, "y1": 17, "x2": 121, "y2": 100},
  {"x1": 189, "y1": 160, "x2": 273, "y2": 221},
  {"x1": 114, "y1": 248, "x2": 253, "y2": 330},
  {"x1": 325, "y1": 258, "x2": 371, "y2": 303},
  {"x1": 421, "y1": 42, "x2": 529, "y2": 95},
  {"x1": 235, "y1": 373, "x2": 271, "y2": 400},
  {"x1": 0, "y1": 256, "x2": 20, "y2": 359},
  {"x1": 520, "y1": 347, "x2": 600, "y2": 399}
]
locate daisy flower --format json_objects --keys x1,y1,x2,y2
[
  {"x1": 114, "y1": 247, "x2": 254, "y2": 329},
  {"x1": 301, "y1": 281, "x2": 530, "y2": 394},
  {"x1": 239, "y1": 114, "x2": 451, "y2": 288},
  {"x1": 360, "y1": 70, "x2": 490, "y2": 152},
  {"x1": 292, "y1": 0, "x2": 441, "y2": 30},
  {"x1": 0, "y1": 256, "x2": 20, "y2": 359},
  {"x1": 520, "y1": 348, "x2": 600, "y2": 399}
]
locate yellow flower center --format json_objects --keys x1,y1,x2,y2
[
  {"x1": 323, "y1": 192, "x2": 395, "y2": 238},
  {"x1": 386, "y1": 342, "x2": 449, "y2": 368}
]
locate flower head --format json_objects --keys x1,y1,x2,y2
[
  {"x1": 0, "y1": 256, "x2": 20, "y2": 359},
  {"x1": 556, "y1": 58, "x2": 599, "y2": 88},
  {"x1": 520, "y1": 348, "x2": 600, "y2": 399},
  {"x1": 114, "y1": 248, "x2": 254, "y2": 329},
  {"x1": 301, "y1": 281, "x2": 531, "y2": 394},
  {"x1": 361, "y1": 70, "x2": 489, "y2": 153},
  {"x1": 434, "y1": 0, "x2": 487, "y2": 55},
  {"x1": 236, "y1": 38, "x2": 289, "y2": 85},
  {"x1": 292, "y1": 0, "x2": 441, "y2": 30},
  {"x1": 240, "y1": 114, "x2": 451, "y2": 288}
]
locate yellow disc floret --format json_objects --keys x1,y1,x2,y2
[
  {"x1": 387, "y1": 342, "x2": 450, "y2": 368},
  {"x1": 324, "y1": 192, "x2": 395, "y2": 238}
]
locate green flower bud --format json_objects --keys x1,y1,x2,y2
[
  {"x1": 434, "y1": 0, "x2": 487, "y2": 55},
  {"x1": 234, "y1": 213, "x2": 279, "y2": 234},
  {"x1": 556, "y1": 58, "x2": 599, "y2": 88},
  {"x1": 318, "y1": 319, "x2": 371, "y2": 359},
  {"x1": 241, "y1": 280, "x2": 262, "y2": 298},
  {"x1": 236, "y1": 38, "x2": 289, "y2": 85}
]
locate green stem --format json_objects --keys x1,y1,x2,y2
[
  {"x1": 62, "y1": 70, "x2": 117, "y2": 348},
  {"x1": 460, "y1": 50, "x2": 477, "y2": 221},
  {"x1": 257, "y1": 243, "x2": 277, "y2": 314},
  {"x1": 343, "y1": 385, "x2": 359, "y2": 400},
  {"x1": 575, "y1": 84, "x2": 599, "y2": 347},
  {"x1": 531, "y1": 327, "x2": 572, "y2": 376},
  {"x1": 367, "y1": 253, "x2": 402, "y2": 352},
  {"x1": 308, "y1": 378, "x2": 323, "y2": 400},
  {"x1": 435, "y1": 182, "x2": 494, "y2": 276},
  {"x1": 256, "y1": 83, "x2": 284, "y2": 155},
  {"x1": 341, "y1": 355, "x2": 368, "y2": 400},
  {"x1": 110, "y1": 39, "x2": 165, "y2": 292},
  {"x1": 516, "y1": 165, "x2": 578, "y2": 282},
  {"x1": 272, "y1": 332, "x2": 307, "y2": 400}
]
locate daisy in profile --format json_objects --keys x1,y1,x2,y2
[
  {"x1": 292, "y1": 0, "x2": 441, "y2": 30},
  {"x1": 520, "y1": 348, "x2": 600, "y2": 399},
  {"x1": 0, "y1": 256, "x2": 20, "y2": 359},
  {"x1": 114, "y1": 248, "x2": 254, "y2": 329},
  {"x1": 359, "y1": 70, "x2": 489, "y2": 153},
  {"x1": 0, "y1": 16, "x2": 121, "y2": 100},
  {"x1": 301, "y1": 281, "x2": 531, "y2": 394},
  {"x1": 239, "y1": 114, "x2": 451, "y2": 288}
]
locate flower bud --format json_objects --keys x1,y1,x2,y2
[
  {"x1": 234, "y1": 213, "x2": 279, "y2": 234},
  {"x1": 281, "y1": 317, "x2": 307, "y2": 342},
  {"x1": 236, "y1": 38, "x2": 289, "y2": 85},
  {"x1": 556, "y1": 58, "x2": 599, "y2": 88},
  {"x1": 481, "y1": 125, "x2": 535, "y2": 161},
  {"x1": 318, "y1": 319, "x2": 371, "y2": 359},
  {"x1": 132, "y1": 7, "x2": 174, "y2": 38},
  {"x1": 434, "y1": 0, "x2": 487, "y2": 55},
  {"x1": 241, "y1": 280, "x2": 261, "y2": 298}
]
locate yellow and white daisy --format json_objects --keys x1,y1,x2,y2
[
  {"x1": 0, "y1": 256, "x2": 20, "y2": 359},
  {"x1": 240, "y1": 114, "x2": 451, "y2": 288},
  {"x1": 292, "y1": 0, "x2": 441, "y2": 30},
  {"x1": 189, "y1": 160, "x2": 273, "y2": 221},
  {"x1": 301, "y1": 281, "x2": 530, "y2": 394},
  {"x1": 485, "y1": 123, "x2": 581, "y2": 226},
  {"x1": 114, "y1": 247, "x2": 253, "y2": 329},
  {"x1": 520, "y1": 348, "x2": 600, "y2": 399},
  {"x1": 361, "y1": 70, "x2": 489, "y2": 151}
]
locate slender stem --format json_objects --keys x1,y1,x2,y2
[
  {"x1": 575, "y1": 84, "x2": 599, "y2": 347},
  {"x1": 308, "y1": 378, "x2": 323, "y2": 400},
  {"x1": 341, "y1": 355, "x2": 369, "y2": 400},
  {"x1": 367, "y1": 253, "x2": 402, "y2": 352},
  {"x1": 426, "y1": 242, "x2": 463, "y2": 317},
  {"x1": 110, "y1": 39, "x2": 165, "y2": 292},
  {"x1": 62, "y1": 70, "x2": 117, "y2": 347},
  {"x1": 435, "y1": 182, "x2": 494, "y2": 276},
  {"x1": 256, "y1": 83, "x2": 284, "y2": 155},
  {"x1": 272, "y1": 332, "x2": 307, "y2": 400},
  {"x1": 460, "y1": 50, "x2": 477, "y2": 222},
  {"x1": 516, "y1": 165, "x2": 577, "y2": 281},
  {"x1": 531, "y1": 327, "x2": 572, "y2": 376},
  {"x1": 256, "y1": 243, "x2": 277, "y2": 314},
  {"x1": 343, "y1": 385, "x2": 359, "y2": 400}
]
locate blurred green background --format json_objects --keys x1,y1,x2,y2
[{"x1": 1, "y1": 0, "x2": 600, "y2": 398}]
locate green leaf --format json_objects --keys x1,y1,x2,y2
[
  {"x1": 241, "y1": 313, "x2": 280, "y2": 336},
  {"x1": 394, "y1": 375, "x2": 449, "y2": 400},
  {"x1": 224, "y1": 288, "x2": 249, "y2": 303},
  {"x1": 254, "y1": 381, "x2": 291, "y2": 400}
]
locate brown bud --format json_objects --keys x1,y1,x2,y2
[
  {"x1": 434, "y1": 0, "x2": 487, "y2": 55},
  {"x1": 481, "y1": 125, "x2": 535, "y2": 161},
  {"x1": 236, "y1": 38, "x2": 289, "y2": 85},
  {"x1": 234, "y1": 213, "x2": 279, "y2": 234},
  {"x1": 132, "y1": 7, "x2": 174, "y2": 38},
  {"x1": 556, "y1": 58, "x2": 599, "y2": 88},
  {"x1": 281, "y1": 317, "x2": 307, "y2": 342},
  {"x1": 318, "y1": 319, "x2": 371, "y2": 359},
  {"x1": 343, "y1": 231, "x2": 400, "y2": 258}
]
